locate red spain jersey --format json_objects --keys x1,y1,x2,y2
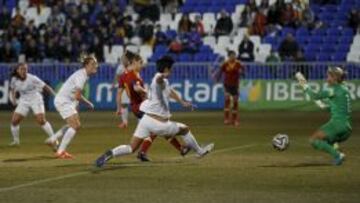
[
  {"x1": 122, "y1": 70, "x2": 145, "y2": 115},
  {"x1": 221, "y1": 60, "x2": 244, "y2": 87},
  {"x1": 118, "y1": 70, "x2": 128, "y2": 89}
]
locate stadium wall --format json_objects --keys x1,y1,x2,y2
[{"x1": 0, "y1": 63, "x2": 359, "y2": 111}]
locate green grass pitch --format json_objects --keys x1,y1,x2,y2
[{"x1": 0, "y1": 111, "x2": 359, "y2": 203}]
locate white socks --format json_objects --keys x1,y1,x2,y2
[
  {"x1": 57, "y1": 127, "x2": 76, "y2": 153},
  {"x1": 41, "y1": 122, "x2": 54, "y2": 137},
  {"x1": 182, "y1": 131, "x2": 203, "y2": 155},
  {"x1": 121, "y1": 107, "x2": 129, "y2": 124},
  {"x1": 50, "y1": 125, "x2": 69, "y2": 142},
  {"x1": 111, "y1": 145, "x2": 132, "y2": 157},
  {"x1": 10, "y1": 125, "x2": 20, "y2": 143}
]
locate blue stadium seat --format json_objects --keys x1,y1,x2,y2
[
  {"x1": 336, "y1": 44, "x2": 350, "y2": 52},
  {"x1": 154, "y1": 45, "x2": 168, "y2": 54},
  {"x1": 339, "y1": 36, "x2": 353, "y2": 44},
  {"x1": 199, "y1": 45, "x2": 213, "y2": 53},
  {"x1": 194, "y1": 53, "x2": 208, "y2": 61},
  {"x1": 178, "y1": 54, "x2": 193, "y2": 62},
  {"x1": 317, "y1": 53, "x2": 331, "y2": 61},
  {"x1": 309, "y1": 36, "x2": 323, "y2": 44},
  {"x1": 320, "y1": 44, "x2": 335, "y2": 53},
  {"x1": 332, "y1": 53, "x2": 347, "y2": 61},
  {"x1": 327, "y1": 28, "x2": 341, "y2": 36},
  {"x1": 305, "y1": 44, "x2": 320, "y2": 53},
  {"x1": 296, "y1": 27, "x2": 309, "y2": 36}
]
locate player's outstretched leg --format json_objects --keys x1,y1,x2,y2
[
  {"x1": 55, "y1": 115, "x2": 81, "y2": 159},
  {"x1": 177, "y1": 124, "x2": 214, "y2": 157},
  {"x1": 95, "y1": 137, "x2": 143, "y2": 168},
  {"x1": 310, "y1": 131, "x2": 344, "y2": 166}
]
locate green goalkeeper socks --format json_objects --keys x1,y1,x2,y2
[{"x1": 311, "y1": 139, "x2": 339, "y2": 159}]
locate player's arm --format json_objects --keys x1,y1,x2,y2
[
  {"x1": 9, "y1": 89, "x2": 17, "y2": 106},
  {"x1": 133, "y1": 82, "x2": 147, "y2": 95},
  {"x1": 116, "y1": 87, "x2": 125, "y2": 115},
  {"x1": 43, "y1": 85, "x2": 56, "y2": 97},
  {"x1": 170, "y1": 88, "x2": 193, "y2": 110},
  {"x1": 296, "y1": 72, "x2": 334, "y2": 103},
  {"x1": 75, "y1": 89, "x2": 94, "y2": 110}
]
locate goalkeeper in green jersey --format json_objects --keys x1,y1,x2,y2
[{"x1": 296, "y1": 67, "x2": 352, "y2": 166}]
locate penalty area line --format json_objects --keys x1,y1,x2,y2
[{"x1": 0, "y1": 143, "x2": 257, "y2": 193}]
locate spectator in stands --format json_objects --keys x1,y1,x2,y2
[
  {"x1": 238, "y1": 34, "x2": 255, "y2": 62},
  {"x1": 247, "y1": 0, "x2": 258, "y2": 12},
  {"x1": 183, "y1": 26, "x2": 202, "y2": 53},
  {"x1": 11, "y1": 7, "x2": 26, "y2": 28},
  {"x1": 24, "y1": 38, "x2": 38, "y2": 62},
  {"x1": 302, "y1": 3, "x2": 315, "y2": 28},
  {"x1": 280, "y1": 3, "x2": 296, "y2": 27},
  {"x1": 0, "y1": 42, "x2": 16, "y2": 62},
  {"x1": 266, "y1": 49, "x2": 281, "y2": 77},
  {"x1": 348, "y1": 9, "x2": 360, "y2": 33},
  {"x1": 0, "y1": 7, "x2": 11, "y2": 30},
  {"x1": 259, "y1": 0, "x2": 270, "y2": 14},
  {"x1": 266, "y1": 4, "x2": 279, "y2": 27},
  {"x1": 154, "y1": 24, "x2": 169, "y2": 45},
  {"x1": 169, "y1": 36, "x2": 183, "y2": 53},
  {"x1": 266, "y1": 50, "x2": 281, "y2": 63},
  {"x1": 161, "y1": 0, "x2": 179, "y2": 14},
  {"x1": 140, "y1": 0, "x2": 160, "y2": 22},
  {"x1": 178, "y1": 14, "x2": 193, "y2": 34},
  {"x1": 47, "y1": 5, "x2": 66, "y2": 26},
  {"x1": 139, "y1": 18, "x2": 155, "y2": 44},
  {"x1": 252, "y1": 9, "x2": 267, "y2": 36},
  {"x1": 11, "y1": 37, "x2": 22, "y2": 57},
  {"x1": 194, "y1": 15, "x2": 205, "y2": 36},
  {"x1": 278, "y1": 33, "x2": 300, "y2": 60},
  {"x1": 294, "y1": 50, "x2": 308, "y2": 77},
  {"x1": 239, "y1": 5, "x2": 254, "y2": 27},
  {"x1": 214, "y1": 10, "x2": 233, "y2": 37}
]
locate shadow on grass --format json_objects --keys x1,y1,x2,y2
[
  {"x1": 259, "y1": 161, "x2": 332, "y2": 168},
  {"x1": 89, "y1": 160, "x2": 197, "y2": 174},
  {"x1": 2, "y1": 156, "x2": 54, "y2": 163}
]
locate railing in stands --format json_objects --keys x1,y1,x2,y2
[{"x1": 1, "y1": 62, "x2": 360, "y2": 82}]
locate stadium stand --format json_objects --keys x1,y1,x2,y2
[{"x1": 0, "y1": 0, "x2": 359, "y2": 63}]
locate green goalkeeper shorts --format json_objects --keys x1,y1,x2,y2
[{"x1": 320, "y1": 120, "x2": 352, "y2": 144}]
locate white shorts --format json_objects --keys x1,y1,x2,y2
[
  {"x1": 54, "y1": 98, "x2": 78, "y2": 120},
  {"x1": 121, "y1": 91, "x2": 130, "y2": 104},
  {"x1": 15, "y1": 101, "x2": 45, "y2": 117},
  {"x1": 133, "y1": 114, "x2": 185, "y2": 139}
]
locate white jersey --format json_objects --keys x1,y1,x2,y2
[
  {"x1": 140, "y1": 73, "x2": 172, "y2": 118},
  {"x1": 10, "y1": 73, "x2": 46, "y2": 104},
  {"x1": 55, "y1": 68, "x2": 88, "y2": 103}
]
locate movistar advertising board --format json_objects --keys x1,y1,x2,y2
[{"x1": 1, "y1": 79, "x2": 360, "y2": 111}]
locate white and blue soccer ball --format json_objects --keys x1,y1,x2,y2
[{"x1": 272, "y1": 134, "x2": 290, "y2": 151}]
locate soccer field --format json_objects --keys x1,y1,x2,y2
[{"x1": 0, "y1": 111, "x2": 359, "y2": 203}]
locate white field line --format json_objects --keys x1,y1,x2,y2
[{"x1": 0, "y1": 143, "x2": 257, "y2": 193}]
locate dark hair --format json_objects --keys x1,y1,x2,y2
[
  {"x1": 132, "y1": 53, "x2": 142, "y2": 62},
  {"x1": 10, "y1": 63, "x2": 26, "y2": 79},
  {"x1": 228, "y1": 50, "x2": 236, "y2": 57},
  {"x1": 125, "y1": 50, "x2": 136, "y2": 63},
  {"x1": 156, "y1": 56, "x2": 175, "y2": 73}
]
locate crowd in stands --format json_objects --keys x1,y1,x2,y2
[{"x1": 0, "y1": 0, "x2": 358, "y2": 63}]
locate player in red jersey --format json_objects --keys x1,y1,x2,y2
[
  {"x1": 217, "y1": 51, "x2": 245, "y2": 126},
  {"x1": 115, "y1": 51, "x2": 136, "y2": 128},
  {"x1": 118, "y1": 54, "x2": 189, "y2": 161}
]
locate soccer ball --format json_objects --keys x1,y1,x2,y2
[{"x1": 272, "y1": 134, "x2": 289, "y2": 151}]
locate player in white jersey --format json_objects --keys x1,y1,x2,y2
[
  {"x1": 46, "y1": 55, "x2": 98, "y2": 159},
  {"x1": 9, "y1": 63, "x2": 56, "y2": 147},
  {"x1": 95, "y1": 56, "x2": 214, "y2": 167}
]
